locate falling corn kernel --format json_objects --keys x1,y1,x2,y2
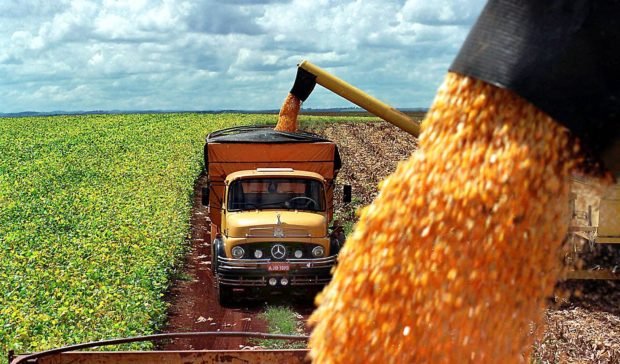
[
  {"x1": 275, "y1": 93, "x2": 301, "y2": 132},
  {"x1": 309, "y1": 73, "x2": 580, "y2": 363}
]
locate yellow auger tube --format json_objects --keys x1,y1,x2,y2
[{"x1": 298, "y1": 60, "x2": 420, "y2": 137}]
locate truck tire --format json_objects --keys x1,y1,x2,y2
[
  {"x1": 330, "y1": 235, "x2": 344, "y2": 256},
  {"x1": 212, "y1": 239, "x2": 234, "y2": 305},
  {"x1": 211, "y1": 239, "x2": 222, "y2": 288},
  {"x1": 218, "y1": 284, "x2": 234, "y2": 306}
]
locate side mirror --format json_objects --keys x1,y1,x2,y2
[
  {"x1": 343, "y1": 184, "x2": 352, "y2": 204},
  {"x1": 201, "y1": 186, "x2": 210, "y2": 206}
]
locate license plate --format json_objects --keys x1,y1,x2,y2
[{"x1": 267, "y1": 262, "x2": 290, "y2": 272}]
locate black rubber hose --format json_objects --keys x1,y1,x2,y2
[{"x1": 10, "y1": 332, "x2": 309, "y2": 364}]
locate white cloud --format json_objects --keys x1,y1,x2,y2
[
  {"x1": 402, "y1": 0, "x2": 487, "y2": 25},
  {"x1": 88, "y1": 50, "x2": 103, "y2": 66},
  {"x1": 0, "y1": 0, "x2": 487, "y2": 113}
]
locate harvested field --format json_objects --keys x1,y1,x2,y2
[
  {"x1": 307, "y1": 121, "x2": 419, "y2": 206},
  {"x1": 534, "y1": 281, "x2": 620, "y2": 364}
]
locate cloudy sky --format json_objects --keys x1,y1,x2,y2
[{"x1": 0, "y1": 0, "x2": 486, "y2": 113}]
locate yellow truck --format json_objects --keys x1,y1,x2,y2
[{"x1": 203, "y1": 126, "x2": 347, "y2": 304}]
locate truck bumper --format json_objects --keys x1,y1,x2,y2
[{"x1": 216, "y1": 256, "x2": 336, "y2": 287}]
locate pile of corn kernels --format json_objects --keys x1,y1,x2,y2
[{"x1": 309, "y1": 73, "x2": 580, "y2": 363}]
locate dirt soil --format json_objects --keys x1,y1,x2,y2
[
  {"x1": 162, "y1": 121, "x2": 619, "y2": 362},
  {"x1": 535, "y1": 281, "x2": 620, "y2": 363}
]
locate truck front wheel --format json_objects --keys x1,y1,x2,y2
[
  {"x1": 218, "y1": 284, "x2": 233, "y2": 306},
  {"x1": 212, "y1": 239, "x2": 234, "y2": 305}
]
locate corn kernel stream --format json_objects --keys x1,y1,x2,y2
[
  {"x1": 275, "y1": 93, "x2": 301, "y2": 132},
  {"x1": 309, "y1": 73, "x2": 579, "y2": 363}
]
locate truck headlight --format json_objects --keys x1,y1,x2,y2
[
  {"x1": 232, "y1": 246, "x2": 245, "y2": 259},
  {"x1": 254, "y1": 249, "x2": 263, "y2": 259},
  {"x1": 312, "y1": 246, "x2": 324, "y2": 258},
  {"x1": 294, "y1": 249, "x2": 303, "y2": 258}
]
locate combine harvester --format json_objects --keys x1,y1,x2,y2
[{"x1": 9, "y1": 61, "x2": 618, "y2": 363}]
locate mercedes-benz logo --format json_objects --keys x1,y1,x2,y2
[{"x1": 271, "y1": 244, "x2": 286, "y2": 259}]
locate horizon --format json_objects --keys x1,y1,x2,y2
[{"x1": 0, "y1": 105, "x2": 430, "y2": 117}]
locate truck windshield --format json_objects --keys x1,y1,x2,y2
[{"x1": 228, "y1": 178, "x2": 325, "y2": 212}]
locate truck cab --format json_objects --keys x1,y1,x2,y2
[{"x1": 203, "y1": 126, "x2": 345, "y2": 304}]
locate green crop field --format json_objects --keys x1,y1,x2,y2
[
  {"x1": 0, "y1": 113, "x2": 273, "y2": 357},
  {"x1": 0, "y1": 113, "x2": 276, "y2": 358},
  {"x1": 0, "y1": 112, "x2": 376, "y2": 359}
]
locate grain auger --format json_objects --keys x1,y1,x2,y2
[{"x1": 290, "y1": 60, "x2": 421, "y2": 138}]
